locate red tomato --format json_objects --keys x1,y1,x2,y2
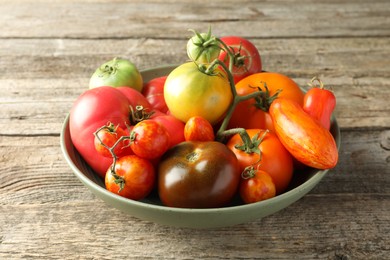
[
  {"x1": 269, "y1": 98, "x2": 338, "y2": 169},
  {"x1": 142, "y1": 76, "x2": 169, "y2": 113},
  {"x1": 150, "y1": 111, "x2": 185, "y2": 148},
  {"x1": 226, "y1": 129, "x2": 294, "y2": 194},
  {"x1": 70, "y1": 86, "x2": 132, "y2": 177},
  {"x1": 93, "y1": 123, "x2": 132, "y2": 158},
  {"x1": 228, "y1": 72, "x2": 305, "y2": 132},
  {"x1": 184, "y1": 116, "x2": 215, "y2": 142},
  {"x1": 158, "y1": 141, "x2": 240, "y2": 208},
  {"x1": 105, "y1": 155, "x2": 155, "y2": 200},
  {"x1": 130, "y1": 119, "x2": 170, "y2": 160},
  {"x1": 218, "y1": 36, "x2": 262, "y2": 83},
  {"x1": 303, "y1": 77, "x2": 336, "y2": 130},
  {"x1": 117, "y1": 86, "x2": 152, "y2": 111},
  {"x1": 239, "y1": 170, "x2": 276, "y2": 204}
]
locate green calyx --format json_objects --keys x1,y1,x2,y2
[
  {"x1": 252, "y1": 83, "x2": 282, "y2": 112},
  {"x1": 187, "y1": 27, "x2": 221, "y2": 64}
]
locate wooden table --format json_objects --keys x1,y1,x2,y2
[{"x1": 1, "y1": 1, "x2": 389, "y2": 259}]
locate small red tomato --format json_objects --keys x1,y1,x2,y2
[
  {"x1": 94, "y1": 123, "x2": 132, "y2": 158},
  {"x1": 105, "y1": 155, "x2": 155, "y2": 200},
  {"x1": 130, "y1": 119, "x2": 170, "y2": 160},
  {"x1": 218, "y1": 36, "x2": 262, "y2": 83},
  {"x1": 303, "y1": 77, "x2": 336, "y2": 130},
  {"x1": 239, "y1": 169, "x2": 276, "y2": 204},
  {"x1": 142, "y1": 76, "x2": 169, "y2": 113},
  {"x1": 184, "y1": 116, "x2": 215, "y2": 142}
]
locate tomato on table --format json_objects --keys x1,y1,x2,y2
[
  {"x1": 226, "y1": 129, "x2": 294, "y2": 195},
  {"x1": 158, "y1": 141, "x2": 240, "y2": 208},
  {"x1": 218, "y1": 36, "x2": 262, "y2": 83},
  {"x1": 105, "y1": 155, "x2": 155, "y2": 200},
  {"x1": 228, "y1": 72, "x2": 305, "y2": 132}
]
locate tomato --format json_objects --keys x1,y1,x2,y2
[
  {"x1": 116, "y1": 86, "x2": 152, "y2": 112},
  {"x1": 151, "y1": 111, "x2": 185, "y2": 148},
  {"x1": 105, "y1": 155, "x2": 155, "y2": 200},
  {"x1": 226, "y1": 129, "x2": 293, "y2": 194},
  {"x1": 239, "y1": 169, "x2": 276, "y2": 204},
  {"x1": 218, "y1": 36, "x2": 262, "y2": 83},
  {"x1": 93, "y1": 123, "x2": 132, "y2": 158},
  {"x1": 184, "y1": 116, "x2": 215, "y2": 142},
  {"x1": 70, "y1": 86, "x2": 132, "y2": 177},
  {"x1": 89, "y1": 57, "x2": 143, "y2": 92},
  {"x1": 158, "y1": 141, "x2": 240, "y2": 208},
  {"x1": 228, "y1": 72, "x2": 305, "y2": 132},
  {"x1": 164, "y1": 62, "x2": 233, "y2": 125},
  {"x1": 130, "y1": 119, "x2": 170, "y2": 160},
  {"x1": 303, "y1": 77, "x2": 336, "y2": 130},
  {"x1": 187, "y1": 28, "x2": 221, "y2": 64},
  {"x1": 142, "y1": 76, "x2": 169, "y2": 113},
  {"x1": 269, "y1": 98, "x2": 338, "y2": 169}
]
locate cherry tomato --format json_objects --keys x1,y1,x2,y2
[
  {"x1": 269, "y1": 98, "x2": 338, "y2": 169},
  {"x1": 89, "y1": 57, "x2": 143, "y2": 92},
  {"x1": 303, "y1": 77, "x2": 336, "y2": 130},
  {"x1": 164, "y1": 62, "x2": 233, "y2": 125},
  {"x1": 218, "y1": 36, "x2": 262, "y2": 83},
  {"x1": 142, "y1": 76, "x2": 169, "y2": 113},
  {"x1": 239, "y1": 169, "x2": 276, "y2": 204},
  {"x1": 184, "y1": 116, "x2": 215, "y2": 142},
  {"x1": 226, "y1": 129, "x2": 293, "y2": 195},
  {"x1": 158, "y1": 141, "x2": 240, "y2": 208},
  {"x1": 130, "y1": 119, "x2": 170, "y2": 160},
  {"x1": 105, "y1": 155, "x2": 155, "y2": 200},
  {"x1": 228, "y1": 72, "x2": 305, "y2": 132},
  {"x1": 94, "y1": 123, "x2": 132, "y2": 158}
]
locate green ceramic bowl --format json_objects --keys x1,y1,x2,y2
[{"x1": 60, "y1": 65, "x2": 341, "y2": 229}]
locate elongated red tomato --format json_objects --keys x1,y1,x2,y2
[
  {"x1": 269, "y1": 98, "x2": 338, "y2": 169},
  {"x1": 303, "y1": 77, "x2": 336, "y2": 130}
]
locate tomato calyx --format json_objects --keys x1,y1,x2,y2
[
  {"x1": 129, "y1": 105, "x2": 154, "y2": 125},
  {"x1": 241, "y1": 166, "x2": 257, "y2": 179},
  {"x1": 187, "y1": 27, "x2": 221, "y2": 64},
  {"x1": 252, "y1": 83, "x2": 282, "y2": 112}
]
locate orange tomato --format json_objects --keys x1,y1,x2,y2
[
  {"x1": 226, "y1": 129, "x2": 294, "y2": 194},
  {"x1": 184, "y1": 116, "x2": 215, "y2": 142},
  {"x1": 269, "y1": 98, "x2": 338, "y2": 169},
  {"x1": 228, "y1": 72, "x2": 305, "y2": 132},
  {"x1": 239, "y1": 170, "x2": 276, "y2": 204}
]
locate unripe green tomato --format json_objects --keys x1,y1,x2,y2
[{"x1": 89, "y1": 57, "x2": 143, "y2": 92}]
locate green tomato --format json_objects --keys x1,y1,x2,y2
[
  {"x1": 187, "y1": 29, "x2": 221, "y2": 64},
  {"x1": 164, "y1": 62, "x2": 233, "y2": 125},
  {"x1": 89, "y1": 57, "x2": 143, "y2": 92}
]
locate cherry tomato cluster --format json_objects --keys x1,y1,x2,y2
[{"x1": 69, "y1": 28, "x2": 338, "y2": 208}]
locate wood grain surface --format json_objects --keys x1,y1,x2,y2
[{"x1": 1, "y1": 0, "x2": 389, "y2": 259}]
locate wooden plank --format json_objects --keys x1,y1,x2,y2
[
  {"x1": 1, "y1": 0, "x2": 389, "y2": 39},
  {"x1": 0, "y1": 130, "x2": 389, "y2": 258}
]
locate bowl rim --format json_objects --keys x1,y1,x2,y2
[{"x1": 60, "y1": 64, "x2": 341, "y2": 214}]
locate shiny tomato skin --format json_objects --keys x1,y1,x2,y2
[
  {"x1": 130, "y1": 119, "x2": 170, "y2": 160},
  {"x1": 269, "y1": 98, "x2": 338, "y2": 169},
  {"x1": 142, "y1": 76, "x2": 169, "y2": 113},
  {"x1": 303, "y1": 87, "x2": 336, "y2": 130},
  {"x1": 105, "y1": 155, "x2": 155, "y2": 200},
  {"x1": 151, "y1": 111, "x2": 185, "y2": 148},
  {"x1": 226, "y1": 129, "x2": 294, "y2": 195},
  {"x1": 70, "y1": 86, "x2": 131, "y2": 177},
  {"x1": 239, "y1": 170, "x2": 276, "y2": 204},
  {"x1": 184, "y1": 116, "x2": 215, "y2": 142},
  {"x1": 164, "y1": 62, "x2": 233, "y2": 125},
  {"x1": 116, "y1": 86, "x2": 152, "y2": 111},
  {"x1": 158, "y1": 141, "x2": 240, "y2": 208},
  {"x1": 228, "y1": 72, "x2": 305, "y2": 132},
  {"x1": 218, "y1": 36, "x2": 262, "y2": 83},
  {"x1": 94, "y1": 124, "x2": 132, "y2": 158}
]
